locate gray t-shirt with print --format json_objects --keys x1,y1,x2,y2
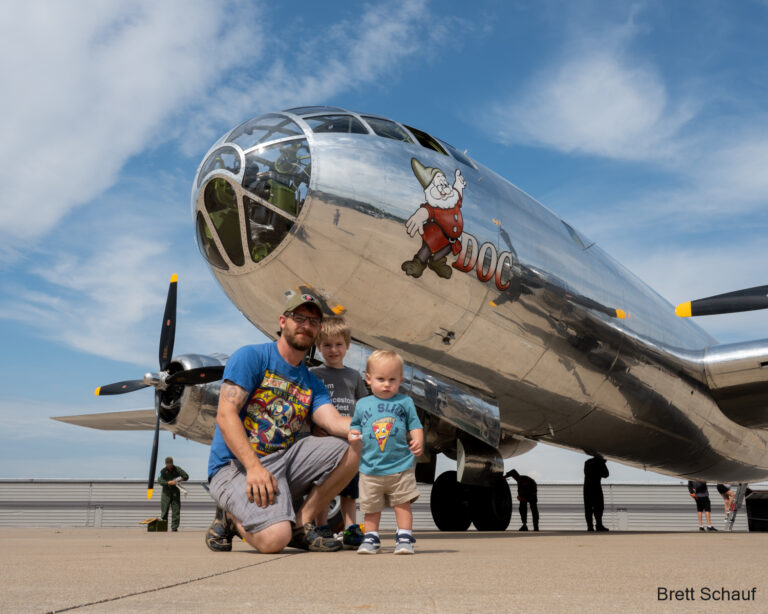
[{"x1": 309, "y1": 365, "x2": 368, "y2": 417}]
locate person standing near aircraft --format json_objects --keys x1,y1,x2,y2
[
  {"x1": 716, "y1": 483, "x2": 736, "y2": 521},
  {"x1": 309, "y1": 316, "x2": 368, "y2": 548},
  {"x1": 350, "y1": 350, "x2": 423, "y2": 554},
  {"x1": 158, "y1": 456, "x2": 188, "y2": 532},
  {"x1": 506, "y1": 469, "x2": 539, "y2": 531},
  {"x1": 205, "y1": 294, "x2": 361, "y2": 553},
  {"x1": 583, "y1": 455, "x2": 609, "y2": 531},
  {"x1": 688, "y1": 481, "x2": 718, "y2": 531}
]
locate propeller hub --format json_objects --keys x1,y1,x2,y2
[{"x1": 143, "y1": 371, "x2": 167, "y2": 389}]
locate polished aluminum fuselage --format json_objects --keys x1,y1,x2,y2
[{"x1": 194, "y1": 114, "x2": 768, "y2": 482}]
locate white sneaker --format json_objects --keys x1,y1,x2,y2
[
  {"x1": 394, "y1": 532, "x2": 416, "y2": 555},
  {"x1": 357, "y1": 533, "x2": 381, "y2": 554}
]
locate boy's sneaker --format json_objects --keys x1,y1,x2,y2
[
  {"x1": 394, "y1": 532, "x2": 416, "y2": 555},
  {"x1": 357, "y1": 533, "x2": 381, "y2": 554},
  {"x1": 289, "y1": 522, "x2": 342, "y2": 552},
  {"x1": 342, "y1": 524, "x2": 365, "y2": 549},
  {"x1": 707, "y1": 526, "x2": 718, "y2": 532},
  {"x1": 205, "y1": 506, "x2": 238, "y2": 552}
]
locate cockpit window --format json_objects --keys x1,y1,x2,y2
[
  {"x1": 226, "y1": 114, "x2": 302, "y2": 150},
  {"x1": 361, "y1": 116, "x2": 414, "y2": 143},
  {"x1": 197, "y1": 146, "x2": 242, "y2": 188},
  {"x1": 404, "y1": 125, "x2": 447, "y2": 155},
  {"x1": 438, "y1": 139, "x2": 477, "y2": 170},
  {"x1": 242, "y1": 138, "x2": 310, "y2": 263},
  {"x1": 196, "y1": 211, "x2": 228, "y2": 270},
  {"x1": 304, "y1": 115, "x2": 368, "y2": 134},
  {"x1": 284, "y1": 106, "x2": 345, "y2": 115},
  {"x1": 203, "y1": 178, "x2": 245, "y2": 266}
]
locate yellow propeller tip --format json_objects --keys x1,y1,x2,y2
[
  {"x1": 94, "y1": 387, "x2": 101, "y2": 396},
  {"x1": 675, "y1": 302, "x2": 692, "y2": 317},
  {"x1": 615, "y1": 309, "x2": 627, "y2": 319},
  {"x1": 170, "y1": 274, "x2": 178, "y2": 283},
  {"x1": 489, "y1": 301, "x2": 497, "y2": 307},
  {"x1": 147, "y1": 489, "x2": 154, "y2": 500}
]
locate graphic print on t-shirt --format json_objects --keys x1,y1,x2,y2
[
  {"x1": 242, "y1": 370, "x2": 312, "y2": 456},
  {"x1": 372, "y1": 417, "x2": 395, "y2": 452}
]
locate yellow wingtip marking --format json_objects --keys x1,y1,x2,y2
[
  {"x1": 675, "y1": 302, "x2": 692, "y2": 317},
  {"x1": 147, "y1": 489, "x2": 154, "y2": 500},
  {"x1": 170, "y1": 274, "x2": 178, "y2": 283}
]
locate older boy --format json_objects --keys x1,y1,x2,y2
[
  {"x1": 310, "y1": 317, "x2": 368, "y2": 548},
  {"x1": 350, "y1": 350, "x2": 423, "y2": 554}
]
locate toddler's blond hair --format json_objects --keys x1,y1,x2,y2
[{"x1": 366, "y1": 349, "x2": 404, "y2": 377}]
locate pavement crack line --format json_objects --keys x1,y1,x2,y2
[{"x1": 45, "y1": 552, "x2": 301, "y2": 613}]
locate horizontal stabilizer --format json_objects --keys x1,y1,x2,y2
[{"x1": 52, "y1": 409, "x2": 158, "y2": 431}]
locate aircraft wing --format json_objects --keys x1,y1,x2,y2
[{"x1": 53, "y1": 409, "x2": 158, "y2": 431}]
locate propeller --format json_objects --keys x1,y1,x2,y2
[
  {"x1": 93, "y1": 275, "x2": 224, "y2": 499},
  {"x1": 675, "y1": 284, "x2": 768, "y2": 317}
]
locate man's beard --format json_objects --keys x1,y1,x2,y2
[
  {"x1": 283, "y1": 326, "x2": 316, "y2": 352},
  {"x1": 426, "y1": 188, "x2": 459, "y2": 209}
]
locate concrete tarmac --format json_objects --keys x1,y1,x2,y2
[{"x1": 1, "y1": 528, "x2": 766, "y2": 613}]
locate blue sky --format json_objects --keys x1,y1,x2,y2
[{"x1": 2, "y1": 1, "x2": 768, "y2": 485}]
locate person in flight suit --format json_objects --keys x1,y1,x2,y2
[{"x1": 159, "y1": 456, "x2": 189, "y2": 531}]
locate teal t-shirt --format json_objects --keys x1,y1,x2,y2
[{"x1": 350, "y1": 393, "x2": 422, "y2": 476}]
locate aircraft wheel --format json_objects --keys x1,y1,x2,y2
[
  {"x1": 327, "y1": 495, "x2": 344, "y2": 533},
  {"x1": 430, "y1": 470, "x2": 472, "y2": 531},
  {"x1": 470, "y1": 478, "x2": 512, "y2": 531}
]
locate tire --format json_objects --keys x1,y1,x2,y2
[
  {"x1": 470, "y1": 478, "x2": 512, "y2": 531},
  {"x1": 430, "y1": 471, "x2": 472, "y2": 531}
]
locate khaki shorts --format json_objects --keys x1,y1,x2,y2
[
  {"x1": 208, "y1": 435, "x2": 349, "y2": 533},
  {"x1": 358, "y1": 468, "x2": 419, "y2": 514}
]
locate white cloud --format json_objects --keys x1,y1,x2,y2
[
  {"x1": 492, "y1": 51, "x2": 694, "y2": 161},
  {"x1": 0, "y1": 1, "x2": 259, "y2": 246}
]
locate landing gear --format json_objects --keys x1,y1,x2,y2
[
  {"x1": 430, "y1": 471, "x2": 512, "y2": 531},
  {"x1": 469, "y1": 477, "x2": 512, "y2": 531},
  {"x1": 430, "y1": 471, "x2": 471, "y2": 531}
]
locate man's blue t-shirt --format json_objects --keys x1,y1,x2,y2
[
  {"x1": 350, "y1": 393, "x2": 422, "y2": 476},
  {"x1": 207, "y1": 342, "x2": 331, "y2": 480}
]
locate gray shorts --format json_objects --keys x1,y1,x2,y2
[{"x1": 208, "y1": 435, "x2": 349, "y2": 533}]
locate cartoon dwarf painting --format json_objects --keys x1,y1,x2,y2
[{"x1": 401, "y1": 157, "x2": 467, "y2": 279}]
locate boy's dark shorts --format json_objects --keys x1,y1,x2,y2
[
  {"x1": 695, "y1": 497, "x2": 711, "y2": 513},
  {"x1": 339, "y1": 473, "x2": 359, "y2": 499}
]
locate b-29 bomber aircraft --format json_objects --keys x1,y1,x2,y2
[{"x1": 56, "y1": 106, "x2": 768, "y2": 531}]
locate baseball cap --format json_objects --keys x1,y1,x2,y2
[{"x1": 283, "y1": 293, "x2": 322, "y2": 316}]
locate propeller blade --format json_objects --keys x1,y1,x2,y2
[
  {"x1": 147, "y1": 390, "x2": 162, "y2": 500},
  {"x1": 675, "y1": 284, "x2": 768, "y2": 317},
  {"x1": 166, "y1": 366, "x2": 225, "y2": 386},
  {"x1": 158, "y1": 274, "x2": 178, "y2": 371},
  {"x1": 95, "y1": 380, "x2": 148, "y2": 396}
]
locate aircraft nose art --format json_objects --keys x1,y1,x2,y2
[{"x1": 192, "y1": 113, "x2": 312, "y2": 272}]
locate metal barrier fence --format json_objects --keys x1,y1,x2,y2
[{"x1": 0, "y1": 479, "x2": 753, "y2": 532}]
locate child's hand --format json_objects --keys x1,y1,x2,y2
[
  {"x1": 348, "y1": 429, "x2": 362, "y2": 446},
  {"x1": 409, "y1": 438, "x2": 423, "y2": 457}
]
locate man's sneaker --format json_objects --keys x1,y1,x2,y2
[
  {"x1": 518, "y1": 524, "x2": 529, "y2": 531},
  {"x1": 290, "y1": 522, "x2": 342, "y2": 552},
  {"x1": 342, "y1": 524, "x2": 365, "y2": 549},
  {"x1": 357, "y1": 533, "x2": 381, "y2": 554},
  {"x1": 707, "y1": 526, "x2": 718, "y2": 532},
  {"x1": 394, "y1": 532, "x2": 416, "y2": 555},
  {"x1": 699, "y1": 526, "x2": 706, "y2": 532},
  {"x1": 205, "y1": 506, "x2": 237, "y2": 552}
]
